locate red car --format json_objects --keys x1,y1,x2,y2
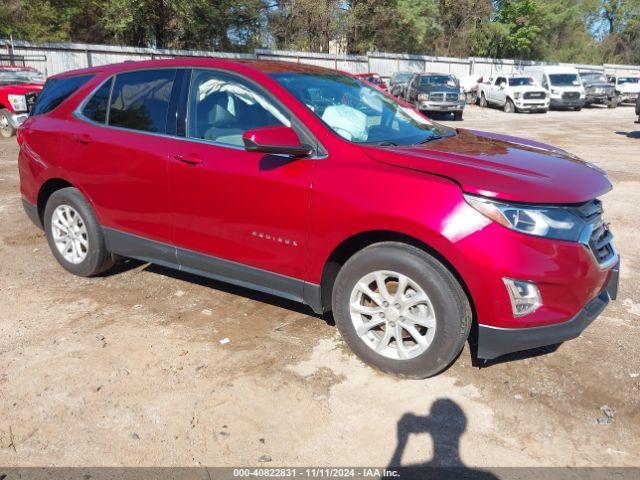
[
  {"x1": 0, "y1": 66, "x2": 44, "y2": 138},
  {"x1": 354, "y1": 72, "x2": 388, "y2": 91},
  {"x1": 18, "y1": 59, "x2": 619, "y2": 378}
]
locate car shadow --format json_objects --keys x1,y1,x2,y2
[
  {"x1": 143, "y1": 262, "x2": 334, "y2": 325},
  {"x1": 615, "y1": 130, "x2": 640, "y2": 139},
  {"x1": 388, "y1": 398, "x2": 499, "y2": 479}
]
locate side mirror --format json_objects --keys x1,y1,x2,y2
[{"x1": 243, "y1": 126, "x2": 313, "y2": 158}]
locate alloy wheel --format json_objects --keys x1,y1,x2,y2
[
  {"x1": 51, "y1": 205, "x2": 89, "y2": 264},
  {"x1": 349, "y1": 270, "x2": 436, "y2": 360}
]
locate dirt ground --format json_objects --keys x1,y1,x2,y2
[{"x1": 0, "y1": 104, "x2": 639, "y2": 469}]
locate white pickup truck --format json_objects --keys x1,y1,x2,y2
[{"x1": 478, "y1": 75, "x2": 549, "y2": 113}]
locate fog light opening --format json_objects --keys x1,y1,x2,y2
[{"x1": 503, "y1": 278, "x2": 542, "y2": 317}]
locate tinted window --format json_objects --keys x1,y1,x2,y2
[
  {"x1": 108, "y1": 69, "x2": 175, "y2": 133},
  {"x1": 508, "y1": 77, "x2": 534, "y2": 86},
  {"x1": 32, "y1": 74, "x2": 94, "y2": 116},
  {"x1": 188, "y1": 70, "x2": 290, "y2": 147},
  {"x1": 82, "y1": 78, "x2": 113, "y2": 124},
  {"x1": 419, "y1": 75, "x2": 458, "y2": 87}
]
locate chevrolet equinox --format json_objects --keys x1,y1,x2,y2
[{"x1": 18, "y1": 59, "x2": 619, "y2": 378}]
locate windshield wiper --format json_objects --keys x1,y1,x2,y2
[
  {"x1": 368, "y1": 140, "x2": 398, "y2": 146},
  {"x1": 415, "y1": 134, "x2": 443, "y2": 145}
]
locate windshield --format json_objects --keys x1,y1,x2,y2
[
  {"x1": 392, "y1": 73, "x2": 412, "y2": 84},
  {"x1": 419, "y1": 75, "x2": 458, "y2": 87},
  {"x1": 0, "y1": 68, "x2": 44, "y2": 86},
  {"x1": 581, "y1": 73, "x2": 607, "y2": 83},
  {"x1": 548, "y1": 74, "x2": 581, "y2": 87},
  {"x1": 270, "y1": 72, "x2": 454, "y2": 145},
  {"x1": 509, "y1": 77, "x2": 535, "y2": 86},
  {"x1": 618, "y1": 77, "x2": 640, "y2": 84}
]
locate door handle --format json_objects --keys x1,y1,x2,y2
[
  {"x1": 71, "y1": 133, "x2": 93, "y2": 144},
  {"x1": 172, "y1": 153, "x2": 202, "y2": 165}
]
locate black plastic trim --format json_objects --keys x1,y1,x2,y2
[
  {"x1": 103, "y1": 227, "x2": 323, "y2": 314},
  {"x1": 477, "y1": 267, "x2": 618, "y2": 359},
  {"x1": 22, "y1": 198, "x2": 43, "y2": 230}
]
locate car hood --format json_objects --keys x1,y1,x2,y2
[
  {"x1": 364, "y1": 129, "x2": 611, "y2": 204},
  {"x1": 0, "y1": 83, "x2": 44, "y2": 94},
  {"x1": 584, "y1": 82, "x2": 613, "y2": 89},
  {"x1": 619, "y1": 83, "x2": 640, "y2": 92}
]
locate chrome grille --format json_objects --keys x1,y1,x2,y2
[
  {"x1": 572, "y1": 199, "x2": 615, "y2": 265},
  {"x1": 445, "y1": 93, "x2": 459, "y2": 102},
  {"x1": 562, "y1": 91, "x2": 580, "y2": 100},
  {"x1": 524, "y1": 91, "x2": 546, "y2": 99},
  {"x1": 430, "y1": 93, "x2": 444, "y2": 102}
]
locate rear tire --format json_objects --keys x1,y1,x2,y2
[
  {"x1": 332, "y1": 242, "x2": 471, "y2": 378},
  {"x1": 44, "y1": 187, "x2": 115, "y2": 277},
  {"x1": 0, "y1": 109, "x2": 16, "y2": 138}
]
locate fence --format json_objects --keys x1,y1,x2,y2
[{"x1": 2, "y1": 39, "x2": 640, "y2": 81}]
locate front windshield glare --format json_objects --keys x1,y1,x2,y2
[
  {"x1": 549, "y1": 74, "x2": 580, "y2": 86},
  {"x1": 509, "y1": 77, "x2": 534, "y2": 86},
  {"x1": 271, "y1": 72, "x2": 454, "y2": 145}
]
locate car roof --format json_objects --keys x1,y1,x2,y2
[{"x1": 49, "y1": 57, "x2": 339, "y2": 80}]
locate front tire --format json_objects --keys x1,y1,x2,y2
[
  {"x1": 332, "y1": 242, "x2": 471, "y2": 378},
  {"x1": 479, "y1": 93, "x2": 488, "y2": 108},
  {"x1": 0, "y1": 109, "x2": 16, "y2": 138},
  {"x1": 44, "y1": 187, "x2": 115, "y2": 277},
  {"x1": 453, "y1": 111, "x2": 463, "y2": 121},
  {"x1": 504, "y1": 98, "x2": 516, "y2": 113}
]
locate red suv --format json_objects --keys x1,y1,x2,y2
[{"x1": 18, "y1": 59, "x2": 619, "y2": 378}]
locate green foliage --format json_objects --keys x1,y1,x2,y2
[{"x1": 0, "y1": 0, "x2": 637, "y2": 64}]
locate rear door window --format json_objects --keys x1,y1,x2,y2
[
  {"x1": 32, "y1": 74, "x2": 94, "y2": 116},
  {"x1": 108, "y1": 69, "x2": 176, "y2": 133},
  {"x1": 81, "y1": 78, "x2": 113, "y2": 124}
]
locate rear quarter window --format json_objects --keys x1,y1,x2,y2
[
  {"x1": 108, "y1": 69, "x2": 176, "y2": 133},
  {"x1": 81, "y1": 78, "x2": 113, "y2": 124},
  {"x1": 32, "y1": 74, "x2": 94, "y2": 116}
]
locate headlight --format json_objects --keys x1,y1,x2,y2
[
  {"x1": 464, "y1": 194, "x2": 584, "y2": 241},
  {"x1": 417, "y1": 93, "x2": 429, "y2": 101},
  {"x1": 513, "y1": 92, "x2": 521, "y2": 99},
  {"x1": 8, "y1": 94, "x2": 27, "y2": 112}
]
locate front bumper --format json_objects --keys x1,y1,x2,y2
[
  {"x1": 477, "y1": 261, "x2": 619, "y2": 359},
  {"x1": 418, "y1": 101, "x2": 465, "y2": 112},
  {"x1": 550, "y1": 98, "x2": 585, "y2": 108},
  {"x1": 514, "y1": 100, "x2": 549, "y2": 110},
  {"x1": 619, "y1": 92, "x2": 639, "y2": 103}
]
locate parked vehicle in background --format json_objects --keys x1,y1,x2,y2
[
  {"x1": 459, "y1": 75, "x2": 484, "y2": 105},
  {"x1": 524, "y1": 65, "x2": 585, "y2": 110},
  {"x1": 478, "y1": 75, "x2": 549, "y2": 113},
  {"x1": 19, "y1": 59, "x2": 618, "y2": 378},
  {"x1": 608, "y1": 75, "x2": 640, "y2": 104},
  {"x1": 403, "y1": 72, "x2": 466, "y2": 120},
  {"x1": 389, "y1": 71, "x2": 413, "y2": 98},
  {"x1": 0, "y1": 66, "x2": 44, "y2": 138},
  {"x1": 580, "y1": 71, "x2": 617, "y2": 108},
  {"x1": 354, "y1": 73, "x2": 388, "y2": 91},
  {"x1": 636, "y1": 94, "x2": 640, "y2": 123}
]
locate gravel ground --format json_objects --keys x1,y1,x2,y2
[{"x1": 0, "y1": 104, "x2": 638, "y2": 468}]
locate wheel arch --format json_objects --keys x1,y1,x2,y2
[
  {"x1": 37, "y1": 178, "x2": 76, "y2": 225},
  {"x1": 318, "y1": 229, "x2": 476, "y2": 321}
]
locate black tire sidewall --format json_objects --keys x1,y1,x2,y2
[
  {"x1": 332, "y1": 243, "x2": 470, "y2": 378},
  {"x1": 44, "y1": 187, "x2": 112, "y2": 277},
  {"x1": 0, "y1": 110, "x2": 16, "y2": 138}
]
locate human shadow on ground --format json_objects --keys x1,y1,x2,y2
[{"x1": 388, "y1": 398, "x2": 499, "y2": 480}]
